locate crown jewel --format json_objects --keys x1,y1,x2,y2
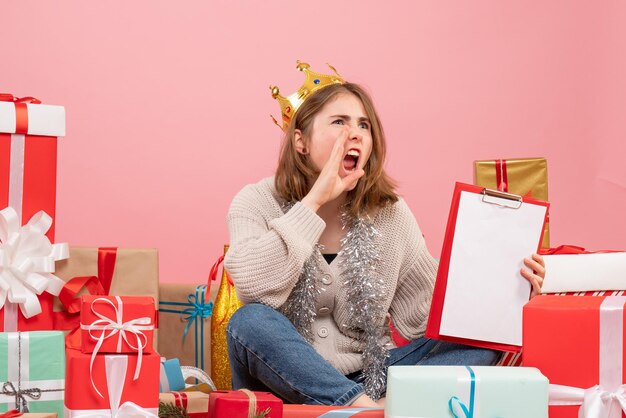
[{"x1": 270, "y1": 60, "x2": 345, "y2": 131}]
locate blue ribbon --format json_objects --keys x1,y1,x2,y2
[
  {"x1": 448, "y1": 366, "x2": 476, "y2": 418},
  {"x1": 318, "y1": 407, "x2": 383, "y2": 417},
  {"x1": 159, "y1": 285, "x2": 213, "y2": 371}
]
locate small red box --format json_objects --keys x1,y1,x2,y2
[
  {"x1": 64, "y1": 348, "x2": 160, "y2": 414},
  {"x1": 523, "y1": 295, "x2": 626, "y2": 418},
  {"x1": 209, "y1": 390, "x2": 282, "y2": 418},
  {"x1": 80, "y1": 295, "x2": 155, "y2": 354}
]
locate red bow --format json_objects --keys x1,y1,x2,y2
[
  {"x1": 0, "y1": 410, "x2": 24, "y2": 418},
  {"x1": 538, "y1": 244, "x2": 622, "y2": 255},
  {"x1": 54, "y1": 248, "x2": 118, "y2": 332},
  {"x1": 0, "y1": 93, "x2": 41, "y2": 104},
  {"x1": 0, "y1": 93, "x2": 41, "y2": 134}
]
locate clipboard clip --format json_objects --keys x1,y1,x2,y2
[{"x1": 481, "y1": 188, "x2": 523, "y2": 209}]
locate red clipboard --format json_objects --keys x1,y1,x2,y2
[{"x1": 425, "y1": 182, "x2": 550, "y2": 352}]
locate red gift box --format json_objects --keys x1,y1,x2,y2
[
  {"x1": 0, "y1": 94, "x2": 64, "y2": 242},
  {"x1": 523, "y1": 295, "x2": 626, "y2": 418},
  {"x1": 282, "y1": 404, "x2": 383, "y2": 417},
  {"x1": 0, "y1": 94, "x2": 66, "y2": 333},
  {"x1": 64, "y1": 347, "x2": 159, "y2": 415},
  {"x1": 209, "y1": 390, "x2": 282, "y2": 418},
  {"x1": 80, "y1": 295, "x2": 155, "y2": 354}
]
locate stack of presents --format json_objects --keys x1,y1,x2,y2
[{"x1": 1, "y1": 93, "x2": 624, "y2": 418}]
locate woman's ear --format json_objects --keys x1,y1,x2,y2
[{"x1": 294, "y1": 129, "x2": 308, "y2": 155}]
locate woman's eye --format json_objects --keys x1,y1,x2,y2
[
  {"x1": 332, "y1": 119, "x2": 344, "y2": 125},
  {"x1": 359, "y1": 122, "x2": 370, "y2": 129}
]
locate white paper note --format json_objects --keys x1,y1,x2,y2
[{"x1": 439, "y1": 191, "x2": 547, "y2": 346}]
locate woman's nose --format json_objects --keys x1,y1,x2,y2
[{"x1": 349, "y1": 124, "x2": 362, "y2": 140}]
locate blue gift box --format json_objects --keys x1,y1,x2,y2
[
  {"x1": 385, "y1": 365, "x2": 548, "y2": 418},
  {"x1": 159, "y1": 358, "x2": 185, "y2": 392}
]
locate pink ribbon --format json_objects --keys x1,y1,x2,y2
[
  {"x1": 80, "y1": 296, "x2": 153, "y2": 398},
  {"x1": 548, "y1": 296, "x2": 626, "y2": 418}
]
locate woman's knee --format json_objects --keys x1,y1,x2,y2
[{"x1": 227, "y1": 303, "x2": 282, "y2": 338}]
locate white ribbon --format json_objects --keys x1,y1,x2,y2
[
  {"x1": 0, "y1": 207, "x2": 69, "y2": 326},
  {"x1": 64, "y1": 355, "x2": 158, "y2": 418},
  {"x1": 80, "y1": 296, "x2": 153, "y2": 398},
  {"x1": 548, "y1": 296, "x2": 626, "y2": 418}
]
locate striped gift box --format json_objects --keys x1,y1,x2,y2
[{"x1": 498, "y1": 290, "x2": 626, "y2": 367}]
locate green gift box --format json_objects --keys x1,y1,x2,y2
[
  {"x1": 386, "y1": 365, "x2": 548, "y2": 418},
  {"x1": 0, "y1": 331, "x2": 65, "y2": 416}
]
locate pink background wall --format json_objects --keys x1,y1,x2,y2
[{"x1": 3, "y1": 1, "x2": 625, "y2": 283}]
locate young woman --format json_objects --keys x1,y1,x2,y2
[{"x1": 224, "y1": 63, "x2": 545, "y2": 407}]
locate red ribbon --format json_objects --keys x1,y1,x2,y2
[
  {"x1": 54, "y1": 247, "x2": 118, "y2": 331},
  {"x1": 494, "y1": 159, "x2": 536, "y2": 199},
  {"x1": 538, "y1": 244, "x2": 622, "y2": 255},
  {"x1": 0, "y1": 93, "x2": 42, "y2": 135},
  {"x1": 172, "y1": 391, "x2": 189, "y2": 409},
  {"x1": 0, "y1": 410, "x2": 23, "y2": 418},
  {"x1": 495, "y1": 159, "x2": 508, "y2": 192},
  {"x1": 209, "y1": 255, "x2": 231, "y2": 286},
  {"x1": 208, "y1": 254, "x2": 238, "y2": 326}
]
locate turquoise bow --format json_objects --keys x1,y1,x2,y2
[{"x1": 448, "y1": 366, "x2": 476, "y2": 418}]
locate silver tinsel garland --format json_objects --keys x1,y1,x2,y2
[
  {"x1": 338, "y1": 213, "x2": 389, "y2": 400},
  {"x1": 280, "y1": 202, "x2": 389, "y2": 400},
  {"x1": 280, "y1": 244, "x2": 323, "y2": 343}
]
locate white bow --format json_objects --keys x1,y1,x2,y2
[
  {"x1": 81, "y1": 296, "x2": 153, "y2": 398},
  {"x1": 0, "y1": 207, "x2": 68, "y2": 318},
  {"x1": 66, "y1": 356, "x2": 158, "y2": 418},
  {"x1": 550, "y1": 384, "x2": 626, "y2": 418}
]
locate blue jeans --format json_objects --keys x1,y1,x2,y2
[{"x1": 226, "y1": 303, "x2": 499, "y2": 406}]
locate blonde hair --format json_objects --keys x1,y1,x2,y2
[{"x1": 275, "y1": 83, "x2": 398, "y2": 217}]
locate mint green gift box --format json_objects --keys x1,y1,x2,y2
[
  {"x1": 0, "y1": 331, "x2": 65, "y2": 417},
  {"x1": 385, "y1": 365, "x2": 548, "y2": 418}
]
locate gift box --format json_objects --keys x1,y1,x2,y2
[
  {"x1": 385, "y1": 365, "x2": 548, "y2": 418},
  {"x1": 0, "y1": 208, "x2": 69, "y2": 332},
  {"x1": 0, "y1": 332, "x2": 65, "y2": 416},
  {"x1": 159, "y1": 283, "x2": 215, "y2": 376},
  {"x1": 209, "y1": 390, "x2": 282, "y2": 418},
  {"x1": 283, "y1": 405, "x2": 382, "y2": 417},
  {"x1": 474, "y1": 157, "x2": 550, "y2": 248},
  {"x1": 160, "y1": 358, "x2": 185, "y2": 393},
  {"x1": 0, "y1": 94, "x2": 64, "y2": 242},
  {"x1": 523, "y1": 295, "x2": 626, "y2": 418},
  {"x1": 80, "y1": 295, "x2": 155, "y2": 355},
  {"x1": 542, "y1": 251, "x2": 626, "y2": 293},
  {"x1": 160, "y1": 391, "x2": 208, "y2": 418},
  {"x1": 0, "y1": 95, "x2": 65, "y2": 332},
  {"x1": 64, "y1": 348, "x2": 159, "y2": 416},
  {"x1": 53, "y1": 247, "x2": 159, "y2": 345}
]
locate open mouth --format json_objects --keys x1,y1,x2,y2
[{"x1": 342, "y1": 149, "x2": 360, "y2": 172}]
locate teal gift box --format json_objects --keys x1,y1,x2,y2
[
  {"x1": 385, "y1": 365, "x2": 548, "y2": 418},
  {"x1": 159, "y1": 358, "x2": 185, "y2": 392},
  {"x1": 0, "y1": 331, "x2": 65, "y2": 416}
]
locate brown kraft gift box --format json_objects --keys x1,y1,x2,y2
[
  {"x1": 158, "y1": 282, "x2": 217, "y2": 376},
  {"x1": 52, "y1": 247, "x2": 159, "y2": 346}
]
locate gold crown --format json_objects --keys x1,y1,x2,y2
[{"x1": 270, "y1": 60, "x2": 345, "y2": 131}]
